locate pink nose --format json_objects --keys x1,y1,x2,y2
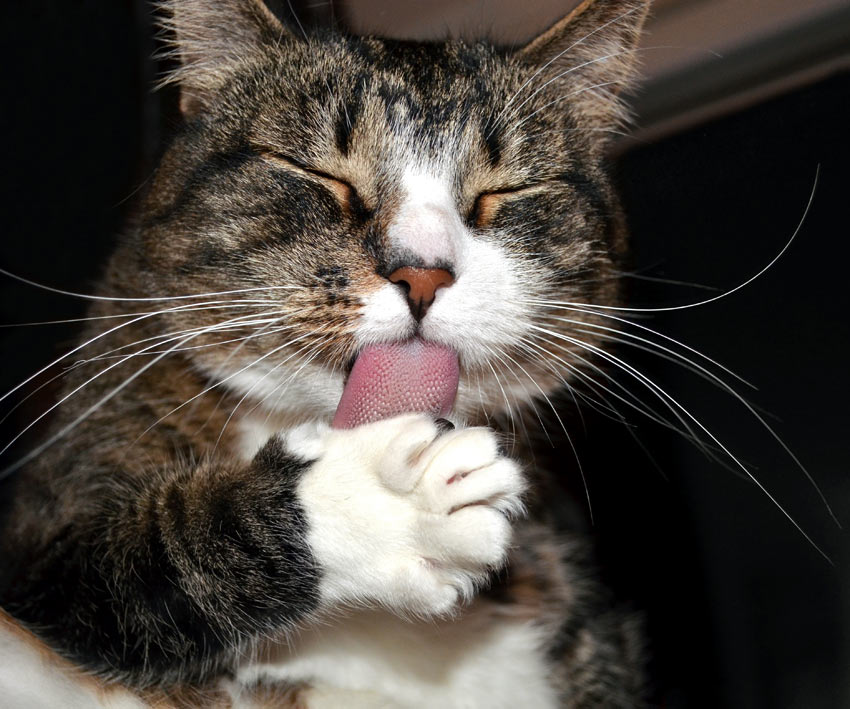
[{"x1": 388, "y1": 266, "x2": 454, "y2": 320}]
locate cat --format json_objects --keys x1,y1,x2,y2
[{"x1": 0, "y1": 0, "x2": 651, "y2": 706}]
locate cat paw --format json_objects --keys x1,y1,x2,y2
[{"x1": 290, "y1": 414, "x2": 526, "y2": 616}]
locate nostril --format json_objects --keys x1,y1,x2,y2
[{"x1": 388, "y1": 266, "x2": 454, "y2": 320}]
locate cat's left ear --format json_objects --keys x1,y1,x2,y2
[
  {"x1": 516, "y1": 0, "x2": 650, "y2": 128},
  {"x1": 159, "y1": 0, "x2": 293, "y2": 117}
]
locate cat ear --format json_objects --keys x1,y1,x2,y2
[
  {"x1": 515, "y1": 0, "x2": 650, "y2": 130},
  {"x1": 159, "y1": 0, "x2": 292, "y2": 117}
]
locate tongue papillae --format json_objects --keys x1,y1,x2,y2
[{"x1": 332, "y1": 338, "x2": 459, "y2": 429}]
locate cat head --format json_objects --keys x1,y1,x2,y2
[{"x1": 128, "y1": 0, "x2": 649, "y2": 425}]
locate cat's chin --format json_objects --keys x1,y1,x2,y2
[{"x1": 216, "y1": 356, "x2": 346, "y2": 425}]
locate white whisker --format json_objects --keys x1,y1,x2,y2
[
  {"x1": 482, "y1": 357, "x2": 518, "y2": 453},
  {"x1": 571, "y1": 322, "x2": 837, "y2": 525},
  {"x1": 498, "y1": 343, "x2": 595, "y2": 522},
  {"x1": 214, "y1": 335, "x2": 333, "y2": 451},
  {"x1": 529, "y1": 166, "x2": 819, "y2": 314},
  {"x1": 83, "y1": 314, "x2": 289, "y2": 363},
  {"x1": 529, "y1": 323, "x2": 831, "y2": 563},
  {"x1": 259, "y1": 339, "x2": 332, "y2": 424},
  {"x1": 0, "y1": 267, "x2": 302, "y2": 303},
  {"x1": 483, "y1": 343, "x2": 548, "y2": 449},
  {"x1": 0, "y1": 308, "x2": 276, "y2": 462},
  {"x1": 0, "y1": 299, "x2": 285, "y2": 405},
  {"x1": 526, "y1": 331, "x2": 716, "y2": 455},
  {"x1": 531, "y1": 303, "x2": 754, "y2": 388},
  {"x1": 0, "y1": 326, "x2": 218, "y2": 479},
  {"x1": 505, "y1": 80, "x2": 623, "y2": 139},
  {"x1": 128, "y1": 325, "x2": 311, "y2": 447}
]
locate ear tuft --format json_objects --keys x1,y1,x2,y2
[
  {"x1": 516, "y1": 0, "x2": 650, "y2": 131},
  {"x1": 156, "y1": 0, "x2": 290, "y2": 117}
]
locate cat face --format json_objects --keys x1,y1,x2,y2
[{"x1": 134, "y1": 0, "x2": 648, "y2": 424}]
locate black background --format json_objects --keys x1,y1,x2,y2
[{"x1": 0, "y1": 2, "x2": 847, "y2": 706}]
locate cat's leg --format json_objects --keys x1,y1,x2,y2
[
  {"x1": 289, "y1": 413, "x2": 526, "y2": 616},
  {"x1": 1, "y1": 414, "x2": 523, "y2": 689},
  {"x1": 0, "y1": 434, "x2": 323, "y2": 687}
]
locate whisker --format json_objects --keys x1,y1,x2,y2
[
  {"x1": 526, "y1": 331, "x2": 716, "y2": 456},
  {"x1": 235, "y1": 338, "x2": 325, "y2": 423},
  {"x1": 0, "y1": 299, "x2": 286, "y2": 405},
  {"x1": 615, "y1": 270, "x2": 720, "y2": 291},
  {"x1": 484, "y1": 343, "x2": 548, "y2": 449},
  {"x1": 512, "y1": 338, "x2": 588, "y2": 423},
  {"x1": 518, "y1": 336, "x2": 633, "y2": 424},
  {"x1": 0, "y1": 300, "x2": 282, "y2": 330},
  {"x1": 82, "y1": 313, "x2": 289, "y2": 363},
  {"x1": 473, "y1": 367, "x2": 491, "y2": 428},
  {"x1": 215, "y1": 335, "x2": 333, "y2": 451},
  {"x1": 0, "y1": 267, "x2": 303, "y2": 303},
  {"x1": 186, "y1": 314, "x2": 320, "y2": 433},
  {"x1": 518, "y1": 335, "x2": 673, "y2": 482},
  {"x1": 530, "y1": 326, "x2": 753, "y2": 468},
  {"x1": 0, "y1": 313, "x2": 271, "y2": 431},
  {"x1": 505, "y1": 80, "x2": 624, "y2": 139},
  {"x1": 571, "y1": 324, "x2": 838, "y2": 526},
  {"x1": 528, "y1": 166, "x2": 819, "y2": 315},
  {"x1": 0, "y1": 308, "x2": 273, "y2": 461},
  {"x1": 531, "y1": 303, "x2": 755, "y2": 388},
  {"x1": 508, "y1": 43, "x2": 683, "y2": 139},
  {"x1": 128, "y1": 326, "x2": 312, "y2": 447},
  {"x1": 259, "y1": 339, "x2": 332, "y2": 422},
  {"x1": 284, "y1": 0, "x2": 309, "y2": 41},
  {"x1": 530, "y1": 323, "x2": 832, "y2": 563},
  {"x1": 497, "y1": 343, "x2": 595, "y2": 522},
  {"x1": 159, "y1": 330, "x2": 320, "y2": 445},
  {"x1": 527, "y1": 262, "x2": 837, "y2": 523},
  {"x1": 0, "y1": 326, "x2": 217, "y2": 479},
  {"x1": 482, "y1": 357, "x2": 518, "y2": 453}
]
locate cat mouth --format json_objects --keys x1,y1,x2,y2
[{"x1": 332, "y1": 337, "x2": 459, "y2": 429}]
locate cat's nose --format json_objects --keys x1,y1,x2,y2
[{"x1": 388, "y1": 266, "x2": 454, "y2": 321}]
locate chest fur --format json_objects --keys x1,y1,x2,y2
[{"x1": 237, "y1": 606, "x2": 557, "y2": 708}]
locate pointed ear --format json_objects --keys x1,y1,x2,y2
[
  {"x1": 516, "y1": 0, "x2": 650, "y2": 127},
  {"x1": 158, "y1": 0, "x2": 291, "y2": 117}
]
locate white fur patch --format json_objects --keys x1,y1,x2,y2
[
  {"x1": 387, "y1": 171, "x2": 464, "y2": 265},
  {"x1": 238, "y1": 608, "x2": 557, "y2": 709},
  {"x1": 356, "y1": 282, "x2": 415, "y2": 346},
  {"x1": 224, "y1": 360, "x2": 343, "y2": 420},
  {"x1": 421, "y1": 234, "x2": 530, "y2": 367},
  {"x1": 293, "y1": 414, "x2": 525, "y2": 614},
  {"x1": 0, "y1": 621, "x2": 145, "y2": 709},
  {"x1": 235, "y1": 416, "x2": 282, "y2": 460}
]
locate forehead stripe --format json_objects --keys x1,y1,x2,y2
[
  {"x1": 483, "y1": 118, "x2": 502, "y2": 168},
  {"x1": 334, "y1": 75, "x2": 367, "y2": 156},
  {"x1": 335, "y1": 110, "x2": 353, "y2": 156}
]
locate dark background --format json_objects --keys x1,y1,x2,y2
[{"x1": 0, "y1": 2, "x2": 847, "y2": 707}]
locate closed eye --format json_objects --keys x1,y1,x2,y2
[
  {"x1": 256, "y1": 148, "x2": 357, "y2": 207},
  {"x1": 469, "y1": 185, "x2": 537, "y2": 228}
]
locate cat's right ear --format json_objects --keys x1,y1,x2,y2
[
  {"x1": 158, "y1": 0, "x2": 293, "y2": 118},
  {"x1": 514, "y1": 0, "x2": 650, "y2": 133}
]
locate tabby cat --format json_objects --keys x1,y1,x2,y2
[{"x1": 0, "y1": 0, "x2": 650, "y2": 705}]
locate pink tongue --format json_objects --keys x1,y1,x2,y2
[{"x1": 332, "y1": 338, "x2": 459, "y2": 429}]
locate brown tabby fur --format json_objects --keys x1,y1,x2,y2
[{"x1": 0, "y1": 0, "x2": 652, "y2": 705}]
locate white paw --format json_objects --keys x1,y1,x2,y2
[{"x1": 291, "y1": 414, "x2": 526, "y2": 616}]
